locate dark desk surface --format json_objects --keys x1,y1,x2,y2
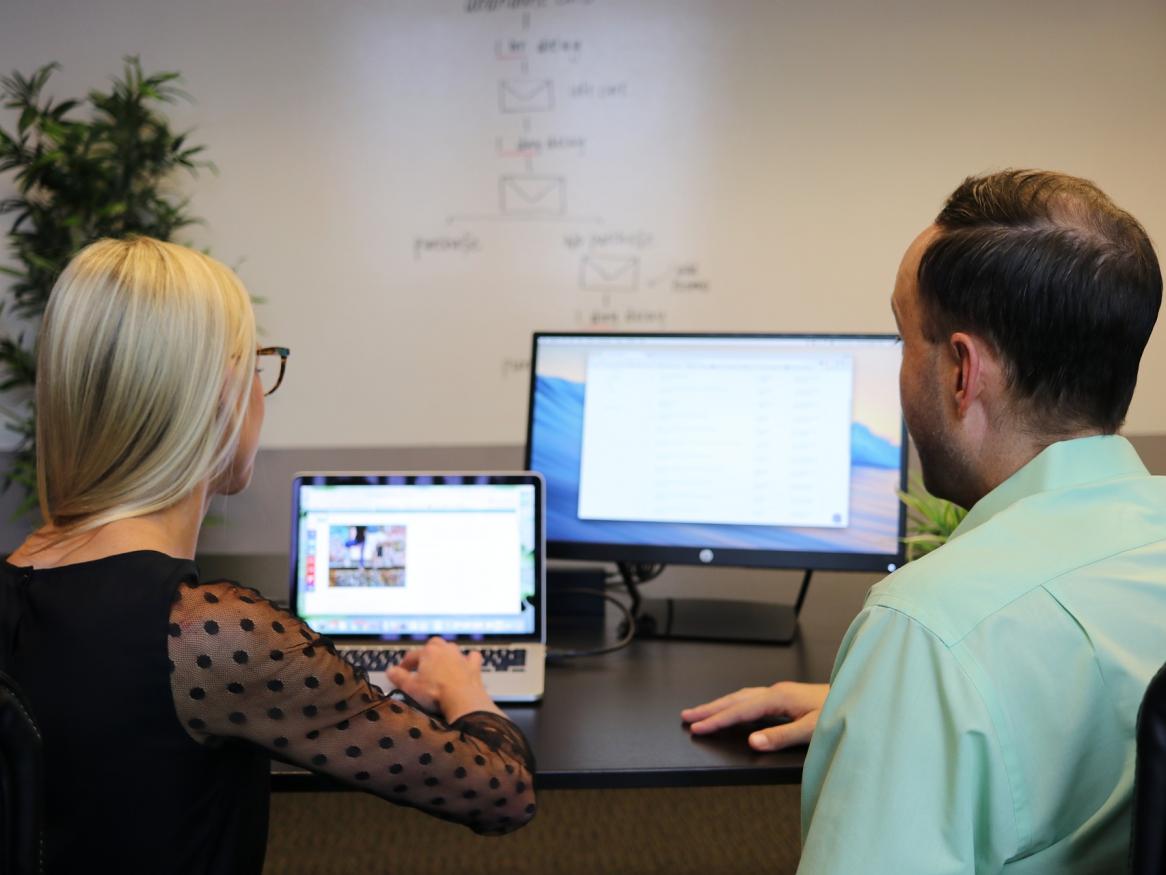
[{"x1": 270, "y1": 570, "x2": 870, "y2": 792}]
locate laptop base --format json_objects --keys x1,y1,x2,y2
[{"x1": 355, "y1": 644, "x2": 545, "y2": 704}]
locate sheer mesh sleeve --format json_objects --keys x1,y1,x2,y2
[{"x1": 167, "y1": 579, "x2": 536, "y2": 835}]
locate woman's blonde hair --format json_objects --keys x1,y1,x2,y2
[{"x1": 36, "y1": 236, "x2": 257, "y2": 531}]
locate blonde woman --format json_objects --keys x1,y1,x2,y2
[{"x1": 0, "y1": 237, "x2": 535, "y2": 874}]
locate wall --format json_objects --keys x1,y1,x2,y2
[{"x1": 1, "y1": 0, "x2": 1165, "y2": 452}]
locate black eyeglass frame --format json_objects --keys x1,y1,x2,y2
[{"x1": 257, "y1": 346, "x2": 290, "y2": 396}]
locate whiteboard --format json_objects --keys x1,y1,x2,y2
[{"x1": 2, "y1": 0, "x2": 1165, "y2": 448}]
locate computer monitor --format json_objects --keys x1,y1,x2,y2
[{"x1": 525, "y1": 332, "x2": 909, "y2": 641}]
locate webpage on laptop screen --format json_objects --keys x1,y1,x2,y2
[{"x1": 295, "y1": 483, "x2": 537, "y2": 637}]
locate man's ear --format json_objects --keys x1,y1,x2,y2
[{"x1": 949, "y1": 332, "x2": 987, "y2": 418}]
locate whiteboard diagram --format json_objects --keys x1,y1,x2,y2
[
  {"x1": 499, "y1": 175, "x2": 567, "y2": 216},
  {"x1": 425, "y1": 0, "x2": 713, "y2": 343},
  {"x1": 498, "y1": 79, "x2": 554, "y2": 113}
]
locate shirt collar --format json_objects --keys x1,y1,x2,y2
[{"x1": 949, "y1": 435, "x2": 1149, "y2": 541}]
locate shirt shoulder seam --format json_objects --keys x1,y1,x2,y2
[{"x1": 870, "y1": 530, "x2": 1166, "y2": 646}]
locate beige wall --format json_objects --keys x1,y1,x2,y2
[{"x1": 1, "y1": 0, "x2": 1164, "y2": 450}]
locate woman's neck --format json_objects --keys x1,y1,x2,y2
[{"x1": 8, "y1": 484, "x2": 209, "y2": 569}]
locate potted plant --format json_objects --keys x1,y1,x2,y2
[
  {"x1": 0, "y1": 56, "x2": 210, "y2": 516},
  {"x1": 899, "y1": 477, "x2": 968, "y2": 561}
]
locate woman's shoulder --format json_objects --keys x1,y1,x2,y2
[
  {"x1": 170, "y1": 576, "x2": 310, "y2": 642},
  {"x1": 3, "y1": 550, "x2": 198, "y2": 599},
  {"x1": 175, "y1": 576, "x2": 284, "y2": 611},
  {"x1": 5, "y1": 546, "x2": 194, "y2": 575}
]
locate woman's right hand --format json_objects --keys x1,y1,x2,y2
[{"x1": 387, "y1": 637, "x2": 503, "y2": 723}]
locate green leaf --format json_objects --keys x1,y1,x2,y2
[
  {"x1": 899, "y1": 478, "x2": 967, "y2": 561},
  {"x1": 48, "y1": 98, "x2": 79, "y2": 119},
  {"x1": 0, "y1": 56, "x2": 223, "y2": 512}
]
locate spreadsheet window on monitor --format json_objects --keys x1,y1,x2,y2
[
  {"x1": 577, "y1": 349, "x2": 854, "y2": 529},
  {"x1": 526, "y1": 333, "x2": 907, "y2": 571}
]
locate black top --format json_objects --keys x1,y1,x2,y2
[{"x1": 0, "y1": 551, "x2": 535, "y2": 875}]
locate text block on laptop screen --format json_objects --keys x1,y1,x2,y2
[
  {"x1": 577, "y1": 349, "x2": 854, "y2": 528},
  {"x1": 295, "y1": 483, "x2": 537, "y2": 636}
]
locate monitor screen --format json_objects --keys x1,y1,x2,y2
[
  {"x1": 290, "y1": 475, "x2": 542, "y2": 640},
  {"x1": 525, "y1": 333, "x2": 908, "y2": 572}
]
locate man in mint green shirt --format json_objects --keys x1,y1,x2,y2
[{"x1": 684, "y1": 170, "x2": 1165, "y2": 873}]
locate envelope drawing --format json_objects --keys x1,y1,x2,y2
[
  {"x1": 499, "y1": 79, "x2": 554, "y2": 113},
  {"x1": 579, "y1": 255, "x2": 640, "y2": 292},
  {"x1": 499, "y1": 175, "x2": 566, "y2": 216}
]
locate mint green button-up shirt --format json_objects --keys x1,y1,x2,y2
[{"x1": 799, "y1": 436, "x2": 1166, "y2": 874}]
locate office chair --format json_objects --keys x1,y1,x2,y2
[
  {"x1": 0, "y1": 670, "x2": 44, "y2": 875},
  {"x1": 1130, "y1": 661, "x2": 1166, "y2": 874}
]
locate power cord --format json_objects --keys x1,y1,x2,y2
[
  {"x1": 604, "y1": 562, "x2": 665, "y2": 588},
  {"x1": 546, "y1": 587, "x2": 637, "y2": 660}
]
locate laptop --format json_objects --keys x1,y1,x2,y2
[{"x1": 289, "y1": 472, "x2": 546, "y2": 703}]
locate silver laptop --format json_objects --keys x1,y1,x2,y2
[{"x1": 289, "y1": 472, "x2": 546, "y2": 703}]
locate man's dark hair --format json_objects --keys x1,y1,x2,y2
[{"x1": 918, "y1": 169, "x2": 1162, "y2": 434}]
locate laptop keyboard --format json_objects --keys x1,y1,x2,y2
[{"x1": 339, "y1": 647, "x2": 528, "y2": 674}]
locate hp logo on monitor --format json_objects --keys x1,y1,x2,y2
[{"x1": 698, "y1": 549, "x2": 714, "y2": 563}]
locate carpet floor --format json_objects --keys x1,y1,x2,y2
[{"x1": 264, "y1": 785, "x2": 802, "y2": 875}]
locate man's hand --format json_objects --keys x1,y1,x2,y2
[
  {"x1": 387, "y1": 637, "x2": 504, "y2": 724},
  {"x1": 681, "y1": 682, "x2": 830, "y2": 751}
]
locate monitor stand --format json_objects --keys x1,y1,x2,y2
[{"x1": 620, "y1": 566, "x2": 813, "y2": 646}]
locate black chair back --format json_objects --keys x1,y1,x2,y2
[
  {"x1": 1131, "y1": 661, "x2": 1166, "y2": 874},
  {"x1": 0, "y1": 670, "x2": 43, "y2": 875}
]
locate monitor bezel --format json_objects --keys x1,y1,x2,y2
[
  {"x1": 289, "y1": 472, "x2": 546, "y2": 643},
  {"x1": 524, "y1": 331, "x2": 910, "y2": 573}
]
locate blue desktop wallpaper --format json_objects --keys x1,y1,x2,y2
[{"x1": 530, "y1": 375, "x2": 903, "y2": 555}]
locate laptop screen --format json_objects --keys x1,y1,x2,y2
[{"x1": 290, "y1": 474, "x2": 543, "y2": 642}]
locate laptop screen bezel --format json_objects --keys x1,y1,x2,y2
[{"x1": 289, "y1": 472, "x2": 545, "y2": 644}]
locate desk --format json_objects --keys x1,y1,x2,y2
[{"x1": 268, "y1": 570, "x2": 870, "y2": 792}]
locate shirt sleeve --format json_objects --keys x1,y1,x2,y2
[
  {"x1": 797, "y1": 606, "x2": 1018, "y2": 874},
  {"x1": 166, "y1": 578, "x2": 536, "y2": 836}
]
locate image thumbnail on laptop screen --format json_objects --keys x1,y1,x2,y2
[{"x1": 291, "y1": 475, "x2": 541, "y2": 640}]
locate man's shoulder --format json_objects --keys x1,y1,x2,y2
[
  {"x1": 866, "y1": 528, "x2": 1023, "y2": 646},
  {"x1": 870, "y1": 472, "x2": 1166, "y2": 645}
]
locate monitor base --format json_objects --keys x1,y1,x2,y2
[
  {"x1": 630, "y1": 597, "x2": 800, "y2": 645},
  {"x1": 547, "y1": 566, "x2": 607, "y2": 618}
]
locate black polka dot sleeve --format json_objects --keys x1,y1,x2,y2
[{"x1": 167, "y1": 579, "x2": 536, "y2": 835}]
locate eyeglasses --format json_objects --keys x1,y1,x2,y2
[{"x1": 256, "y1": 346, "x2": 290, "y2": 396}]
